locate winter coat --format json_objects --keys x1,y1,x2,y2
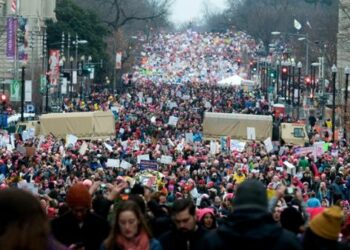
[
  {"x1": 51, "y1": 211, "x2": 110, "y2": 250},
  {"x1": 100, "y1": 239, "x2": 162, "y2": 250},
  {"x1": 197, "y1": 208, "x2": 302, "y2": 250},
  {"x1": 158, "y1": 225, "x2": 207, "y2": 250}
]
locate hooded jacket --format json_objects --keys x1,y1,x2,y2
[{"x1": 198, "y1": 208, "x2": 302, "y2": 250}]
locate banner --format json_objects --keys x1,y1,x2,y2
[
  {"x1": 10, "y1": 80, "x2": 20, "y2": 102},
  {"x1": 25, "y1": 80, "x2": 32, "y2": 102},
  {"x1": 61, "y1": 77, "x2": 67, "y2": 94},
  {"x1": 294, "y1": 147, "x2": 314, "y2": 155},
  {"x1": 116, "y1": 52, "x2": 122, "y2": 69},
  {"x1": 6, "y1": 17, "x2": 16, "y2": 58},
  {"x1": 49, "y1": 50, "x2": 60, "y2": 85},
  {"x1": 40, "y1": 75, "x2": 47, "y2": 94},
  {"x1": 18, "y1": 17, "x2": 28, "y2": 61}
]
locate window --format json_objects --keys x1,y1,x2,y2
[{"x1": 293, "y1": 128, "x2": 305, "y2": 138}]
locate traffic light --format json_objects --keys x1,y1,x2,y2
[
  {"x1": 1, "y1": 94, "x2": 7, "y2": 111},
  {"x1": 250, "y1": 61, "x2": 257, "y2": 72},
  {"x1": 83, "y1": 64, "x2": 92, "y2": 75},
  {"x1": 1, "y1": 94, "x2": 7, "y2": 103},
  {"x1": 305, "y1": 76, "x2": 311, "y2": 85},
  {"x1": 270, "y1": 70, "x2": 276, "y2": 78},
  {"x1": 281, "y1": 66, "x2": 288, "y2": 81}
]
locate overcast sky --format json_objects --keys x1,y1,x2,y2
[{"x1": 170, "y1": 0, "x2": 227, "y2": 24}]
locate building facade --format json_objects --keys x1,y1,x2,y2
[{"x1": 0, "y1": 0, "x2": 56, "y2": 109}]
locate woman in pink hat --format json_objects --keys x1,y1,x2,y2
[{"x1": 197, "y1": 207, "x2": 217, "y2": 230}]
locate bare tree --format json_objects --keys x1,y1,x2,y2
[{"x1": 74, "y1": 0, "x2": 172, "y2": 33}]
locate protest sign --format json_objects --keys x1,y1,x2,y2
[
  {"x1": 137, "y1": 154, "x2": 150, "y2": 164},
  {"x1": 264, "y1": 137, "x2": 273, "y2": 153},
  {"x1": 120, "y1": 160, "x2": 132, "y2": 170},
  {"x1": 106, "y1": 159, "x2": 120, "y2": 168},
  {"x1": 185, "y1": 133, "x2": 194, "y2": 144},
  {"x1": 79, "y1": 142, "x2": 88, "y2": 155},
  {"x1": 230, "y1": 140, "x2": 246, "y2": 152},
  {"x1": 160, "y1": 155, "x2": 173, "y2": 164},
  {"x1": 210, "y1": 140, "x2": 217, "y2": 155},
  {"x1": 284, "y1": 161, "x2": 296, "y2": 176},
  {"x1": 147, "y1": 97, "x2": 153, "y2": 104},
  {"x1": 247, "y1": 127, "x2": 256, "y2": 140},
  {"x1": 168, "y1": 116, "x2": 179, "y2": 126},
  {"x1": 66, "y1": 134, "x2": 78, "y2": 147},
  {"x1": 139, "y1": 160, "x2": 159, "y2": 171},
  {"x1": 104, "y1": 142, "x2": 113, "y2": 152}
]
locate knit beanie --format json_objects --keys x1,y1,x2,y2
[
  {"x1": 309, "y1": 206, "x2": 343, "y2": 240},
  {"x1": 233, "y1": 179, "x2": 268, "y2": 211},
  {"x1": 66, "y1": 183, "x2": 92, "y2": 209},
  {"x1": 197, "y1": 208, "x2": 214, "y2": 222}
]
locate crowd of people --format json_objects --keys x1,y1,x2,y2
[{"x1": 0, "y1": 30, "x2": 349, "y2": 250}]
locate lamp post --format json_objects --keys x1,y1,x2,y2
[
  {"x1": 332, "y1": 64, "x2": 337, "y2": 142},
  {"x1": 291, "y1": 60, "x2": 296, "y2": 105},
  {"x1": 21, "y1": 65, "x2": 25, "y2": 122},
  {"x1": 297, "y1": 62, "x2": 302, "y2": 119},
  {"x1": 345, "y1": 66, "x2": 350, "y2": 139},
  {"x1": 80, "y1": 55, "x2": 85, "y2": 99},
  {"x1": 271, "y1": 31, "x2": 309, "y2": 75},
  {"x1": 70, "y1": 56, "x2": 74, "y2": 99},
  {"x1": 276, "y1": 60, "x2": 280, "y2": 97},
  {"x1": 73, "y1": 35, "x2": 88, "y2": 67},
  {"x1": 87, "y1": 55, "x2": 92, "y2": 95}
]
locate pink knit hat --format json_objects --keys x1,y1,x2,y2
[{"x1": 197, "y1": 208, "x2": 214, "y2": 222}]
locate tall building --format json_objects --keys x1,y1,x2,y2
[
  {"x1": 0, "y1": 0, "x2": 56, "y2": 108},
  {"x1": 337, "y1": 0, "x2": 350, "y2": 134},
  {"x1": 337, "y1": 0, "x2": 350, "y2": 80}
]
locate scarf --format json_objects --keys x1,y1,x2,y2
[{"x1": 116, "y1": 229, "x2": 150, "y2": 250}]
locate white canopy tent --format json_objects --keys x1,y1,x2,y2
[{"x1": 218, "y1": 75, "x2": 242, "y2": 86}]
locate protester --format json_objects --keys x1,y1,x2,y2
[
  {"x1": 199, "y1": 180, "x2": 302, "y2": 250},
  {"x1": 197, "y1": 207, "x2": 217, "y2": 230},
  {"x1": 0, "y1": 188, "x2": 67, "y2": 250},
  {"x1": 51, "y1": 183, "x2": 110, "y2": 250},
  {"x1": 159, "y1": 198, "x2": 207, "y2": 250},
  {"x1": 303, "y1": 206, "x2": 344, "y2": 250},
  {"x1": 102, "y1": 200, "x2": 162, "y2": 250}
]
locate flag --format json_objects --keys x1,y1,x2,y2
[
  {"x1": 306, "y1": 20, "x2": 312, "y2": 29},
  {"x1": 294, "y1": 19, "x2": 302, "y2": 30},
  {"x1": 116, "y1": 52, "x2": 122, "y2": 69},
  {"x1": 11, "y1": 0, "x2": 17, "y2": 13}
]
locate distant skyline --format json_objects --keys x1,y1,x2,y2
[{"x1": 170, "y1": 0, "x2": 227, "y2": 24}]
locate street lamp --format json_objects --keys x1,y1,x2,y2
[
  {"x1": 73, "y1": 34, "x2": 88, "y2": 68},
  {"x1": 276, "y1": 60, "x2": 280, "y2": 97},
  {"x1": 21, "y1": 63, "x2": 26, "y2": 122},
  {"x1": 291, "y1": 60, "x2": 296, "y2": 105},
  {"x1": 332, "y1": 64, "x2": 337, "y2": 142},
  {"x1": 297, "y1": 62, "x2": 302, "y2": 119},
  {"x1": 70, "y1": 56, "x2": 74, "y2": 99},
  {"x1": 271, "y1": 31, "x2": 309, "y2": 75}
]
